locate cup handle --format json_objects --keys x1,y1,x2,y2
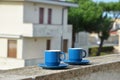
[
  {"x1": 60, "y1": 52, "x2": 66, "y2": 61},
  {"x1": 82, "y1": 50, "x2": 87, "y2": 58}
]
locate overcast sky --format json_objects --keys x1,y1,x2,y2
[
  {"x1": 93, "y1": 0, "x2": 120, "y2": 18},
  {"x1": 93, "y1": 0, "x2": 119, "y2": 2}
]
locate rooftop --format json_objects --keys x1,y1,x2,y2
[{"x1": 1, "y1": 0, "x2": 78, "y2": 7}]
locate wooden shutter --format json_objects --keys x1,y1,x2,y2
[
  {"x1": 63, "y1": 39, "x2": 68, "y2": 53},
  {"x1": 39, "y1": 8, "x2": 44, "y2": 24},
  {"x1": 48, "y1": 8, "x2": 52, "y2": 24},
  {"x1": 8, "y1": 40, "x2": 17, "y2": 58},
  {"x1": 46, "y1": 40, "x2": 51, "y2": 50}
]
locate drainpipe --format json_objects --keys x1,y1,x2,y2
[
  {"x1": 61, "y1": 7, "x2": 67, "y2": 52},
  {"x1": 61, "y1": 7, "x2": 64, "y2": 52}
]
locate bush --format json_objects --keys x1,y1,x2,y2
[{"x1": 89, "y1": 46, "x2": 114, "y2": 56}]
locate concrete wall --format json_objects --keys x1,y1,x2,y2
[
  {"x1": 0, "y1": 54, "x2": 120, "y2": 80},
  {"x1": 74, "y1": 32, "x2": 89, "y2": 55},
  {"x1": 74, "y1": 32, "x2": 89, "y2": 47},
  {"x1": 0, "y1": 1, "x2": 69, "y2": 36},
  {"x1": 0, "y1": 37, "x2": 48, "y2": 68},
  {"x1": 0, "y1": 58, "x2": 25, "y2": 70},
  {"x1": 24, "y1": 2, "x2": 63, "y2": 25},
  {"x1": 0, "y1": 2, "x2": 33, "y2": 36},
  {"x1": 63, "y1": 25, "x2": 72, "y2": 49},
  {"x1": 17, "y1": 39, "x2": 23, "y2": 59},
  {"x1": 63, "y1": 8, "x2": 68, "y2": 25},
  {"x1": 0, "y1": 38, "x2": 25, "y2": 69},
  {"x1": 0, "y1": 38, "x2": 7, "y2": 57},
  {"x1": 22, "y1": 38, "x2": 47, "y2": 59},
  {"x1": 51, "y1": 36, "x2": 61, "y2": 50},
  {"x1": 0, "y1": 38, "x2": 23, "y2": 59},
  {"x1": 0, "y1": 2, "x2": 23, "y2": 24},
  {"x1": 33, "y1": 24, "x2": 62, "y2": 37},
  {"x1": 68, "y1": 69, "x2": 120, "y2": 80}
]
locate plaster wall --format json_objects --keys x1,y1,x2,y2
[
  {"x1": 0, "y1": 38, "x2": 23, "y2": 59},
  {"x1": 24, "y1": 2, "x2": 64, "y2": 25},
  {"x1": 22, "y1": 38, "x2": 47, "y2": 59},
  {"x1": 0, "y1": 2, "x2": 33, "y2": 36},
  {"x1": 0, "y1": 38, "x2": 7, "y2": 57}
]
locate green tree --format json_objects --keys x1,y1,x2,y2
[
  {"x1": 69, "y1": 0, "x2": 103, "y2": 33},
  {"x1": 68, "y1": 0, "x2": 120, "y2": 56},
  {"x1": 95, "y1": 14, "x2": 111, "y2": 56},
  {"x1": 96, "y1": 2, "x2": 120, "y2": 56}
]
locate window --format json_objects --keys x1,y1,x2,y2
[
  {"x1": 48, "y1": 8, "x2": 52, "y2": 24},
  {"x1": 39, "y1": 8, "x2": 44, "y2": 24}
]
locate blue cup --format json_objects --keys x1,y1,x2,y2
[
  {"x1": 68, "y1": 48, "x2": 87, "y2": 62},
  {"x1": 45, "y1": 50, "x2": 66, "y2": 66}
]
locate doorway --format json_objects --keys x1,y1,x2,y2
[
  {"x1": 8, "y1": 40, "x2": 17, "y2": 58},
  {"x1": 63, "y1": 39, "x2": 68, "y2": 53},
  {"x1": 46, "y1": 40, "x2": 51, "y2": 50}
]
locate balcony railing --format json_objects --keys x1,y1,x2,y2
[
  {"x1": 33, "y1": 24, "x2": 72, "y2": 37},
  {"x1": 33, "y1": 24, "x2": 62, "y2": 37}
]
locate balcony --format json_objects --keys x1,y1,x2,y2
[
  {"x1": 32, "y1": 24, "x2": 62, "y2": 37},
  {"x1": 0, "y1": 23, "x2": 72, "y2": 38},
  {"x1": 30, "y1": 24, "x2": 72, "y2": 38}
]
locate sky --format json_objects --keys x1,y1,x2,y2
[
  {"x1": 93, "y1": 0, "x2": 120, "y2": 18},
  {"x1": 93, "y1": 0, "x2": 119, "y2": 2}
]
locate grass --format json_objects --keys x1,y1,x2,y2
[{"x1": 89, "y1": 51, "x2": 114, "y2": 57}]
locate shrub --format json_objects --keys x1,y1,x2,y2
[{"x1": 89, "y1": 46, "x2": 114, "y2": 56}]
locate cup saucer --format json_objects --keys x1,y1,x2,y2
[
  {"x1": 64, "y1": 59, "x2": 90, "y2": 65},
  {"x1": 38, "y1": 63, "x2": 68, "y2": 69}
]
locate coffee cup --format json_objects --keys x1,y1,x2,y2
[
  {"x1": 44, "y1": 50, "x2": 66, "y2": 66},
  {"x1": 68, "y1": 48, "x2": 87, "y2": 62}
]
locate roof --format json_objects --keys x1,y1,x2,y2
[{"x1": 1, "y1": 0, "x2": 78, "y2": 7}]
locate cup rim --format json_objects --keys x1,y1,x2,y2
[
  {"x1": 45, "y1": 50, "x2": 61, "y2": 52},
  {"x1": 69, "y1": 48, "x2": 83, "y2": 49}
]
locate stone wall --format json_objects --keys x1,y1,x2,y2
[{"x1": 0, "y1": 54, "x2": 120, "y2": 80}]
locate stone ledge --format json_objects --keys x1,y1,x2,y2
[{"x1": 0, "y1": 54, "x2": 120, "y2": 80}]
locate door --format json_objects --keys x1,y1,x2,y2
[
  {"x1": 8, "y1": 40, "x2": 17, "y2": 58},
  {"x1": 63, "y1": 39, "x2": 68, "y2": 53},
  {"x1": 46, "y1": 40, "x2": 51, "y2": 50}
]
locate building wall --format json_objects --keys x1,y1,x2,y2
[
  {"x1": 63, "y1": 8, "x2": 68, "y2": 25},
  {"x1": 0, "y1": 38, "x2": 23, "y2": 59},
  {"x1": 63, "y1": 25, "x2": 72, "y2": 49},
  {"x1": 51, "y1": 36, "x2": 61, "y2": 50},
  {"x1": 22, "y1": 38, "x2": 47, "y2": 59},
  {"x1": 0, "y1": 1, "x2": 72, "y2": 67},
  {"x1": 24, "y1": 2, "x2": 63, "y2": 25},
  {"x1": 0, "y1": 2, "x2": 23, "y2": 24},
  {"x1": 17, "y1": 39, "x2": 23, "y2": 59},
  {"x1": 0, "y1": 1, "x2": 70, "y2": 37},
  {"x1": 0, "y1": 58, "x2": 25, "y2": 70},
  {"x1": 23, "y1": 2, "x2": 72, "y2": 50},
  {"x1": 0, "y1": 38, "x2": 7, "y2": 57},
  {"x1": 0, "y1": 37, "x2": 47, "y2": 67},
  {"x1": 0, "y1": 2, "x2": 33, "y2": 36}
]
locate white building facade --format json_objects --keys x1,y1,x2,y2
[{"x1": 0, "y1": 0, "x2": 77, "y2": 69}]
